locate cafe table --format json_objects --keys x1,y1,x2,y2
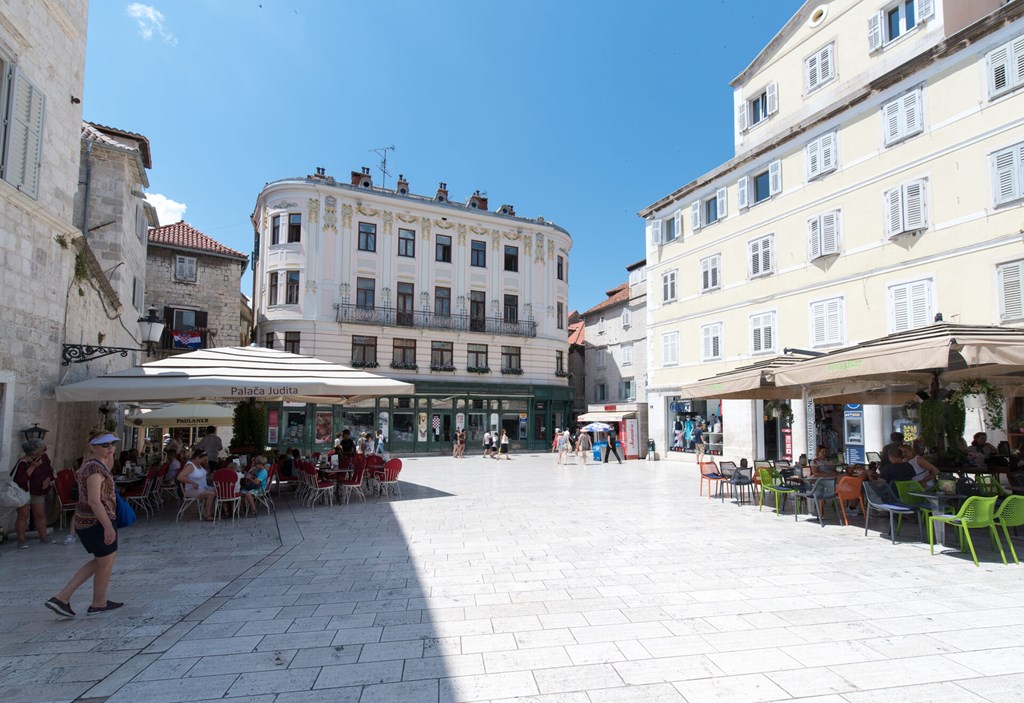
[{"x1": 908, "y1": 491, "x2": 967, "y2": 547}]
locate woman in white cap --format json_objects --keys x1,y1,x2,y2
[{"x1": 45, "y1": 428, "x2": 123, "y2": 618}]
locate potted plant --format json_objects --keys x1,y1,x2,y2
[
  {"x1": 230, "y1": 399, "x2": 267, "y2": 454},
  {"x1": 948, "y1": 378, "x2": 1004, "y2": 430},
  {"x1": 763, "y1": 399, "x2": 793, "y2": 424}
]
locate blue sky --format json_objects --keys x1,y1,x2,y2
[{"x1": 86, "y1": 1, "x2": 801, "y2": 312}]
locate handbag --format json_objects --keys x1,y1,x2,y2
[
  {"x1": 0, "y1": 480, "x2": 30, "y2": 508},
  {"x1": 115, "y1": 493, "x2": 136, "y2": 528},
  {"x1": 955, "y1": 476, "x2": 980, "y2": 498}
]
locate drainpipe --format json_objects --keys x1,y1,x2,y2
[{"x1": 80, "y1": 141, "x2": 92, "y2": 237}]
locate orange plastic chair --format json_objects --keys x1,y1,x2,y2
[
  {"x1": 699, "y1": 461, "x2": 725, "y2": 500},
  {"x1": 836, "y1": 475, "x2": 865, "y2": 526}
]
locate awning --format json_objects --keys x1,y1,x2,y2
[
  {"x1": 128, "y1": 403, "x2": 234, "y2": 427},
  {"x1": 577, "y1": 411, "x2": 636, "y2": 422}
]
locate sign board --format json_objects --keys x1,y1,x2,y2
[
  {"x1": 623, "y1": 419, "x2": 639, "y2": 459},
  {"x1": 843, "y1": 403, "x2": 865, "y2": 464},
  {"x1": 267, "y1": 409, "x2": 279, "y2": 444}
]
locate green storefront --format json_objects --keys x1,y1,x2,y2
[{"x1": 266, "y1": 380, "x2": 572, "y2": 456}]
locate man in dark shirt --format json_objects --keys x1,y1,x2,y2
[
  {"x1": 879, "y1": 431, "x2": 905, "y2": 469},
  {"x1": 338, "y1": 429, "x2": 356, "y2": 460},
  {"x1": 879, "y1": 446, "x2": 915, "y2": 485}
]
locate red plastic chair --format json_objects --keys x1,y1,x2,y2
[
  {"x1": 338, "y1": 462, "x2": 366, "y2": 504},
  {"x1": 211, "y1": 467, "x2": 241, "y2": 521},
  {"x1": 122, "y1": 466, "x2": 160, "y2": 517},
  {"x1": 378, "y1": 459, "x2": 402, "y2": 500},
  {"x1": 304, "y1": 465, "x2": 335, "y2": 508},
  {"x1": 55, "y1": 469, "x2": 77, "y2": 530}
]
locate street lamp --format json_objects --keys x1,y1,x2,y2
[
  {"x1": 61, "y1": 306, "x2": 166, "y2": 365},
  {"x1": 21, "y1": 423, "x2": 49, "y2": 441}
]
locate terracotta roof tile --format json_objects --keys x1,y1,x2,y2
[
  {"x1": 581, "y1": 282, "x2": 629, "y2": 317},
  {"x1": 148, "y1": 221, "x2": 247, "y2": 260},
  {"x1": 86, "y1": 122, "x2": 152, "y2": 168},
  {"x1": 568, "y1": 320, "x2": 585, "y2": 346}
]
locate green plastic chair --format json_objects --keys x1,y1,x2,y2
[
  {"x1": 893, "y1": 480, "x2": 933, "y2": 538},
  {"x1": 928, "y1": 495, "x2": 1003, "y2": 567},
  {"x1": 976, "y1": 473, "x2": 1008, "y2": 497},
  {"x1": 993, "y1": 495, "x2": 1024, "y2": 564},
  {"x1": 758, "y1": 467, "x2": 795, "y2": 515}
]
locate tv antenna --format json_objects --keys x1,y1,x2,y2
[{"x1": 370, "y1": 145, "x2": 395, "y2": 188}]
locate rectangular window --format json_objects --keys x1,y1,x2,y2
[
  {"x1": 471, "y1": 240, "x2": 486, "y2": 267},
  {"x1": 808, "y1": 210, "x2": 841, "y2": 260},
  {"x1": 470, "y1": 291, "x2": 486, "y2": 331},
  {"x1": 175, "y1": 255, "x2": 197, "y2": 282},
  {"x1": 132, "y1": 276, "x2": 143, "y2": 311},
  {"x1": 805, "y1": 131, "x2": 837, "y2": 180},
  {"x1": 264, "y1": 332, "x2": 274, "y2": 349},
  {"x1": 704, "y1": 196, "x2": 718, "y2": 225},
  {"x1": 503, "y1": 294, "x2": 518, "y2": 323},
  {"x1": 173, "y1": 309, "x2": 197, "y2": 331},
  {"x1": 287, "y1": 213, "x2": 301, "y2": 243},
  {"x1": 597, "y1": 316, "x2": 606, "y2": 335},
  {"x1": 622, "y1": 343, "x2": 633, "y2": 366},
  {"x1": 557, "y1": 255, "x2": 564, "y2": 281},
  {"x1": 392, "y1": 338, "x2": 416, "y2": 367},
  {"x1": 356, "y1": 277, "x2": 375, "y2": 309},
  {"x1": 662, "y1": 215, "x2": 676, "y2": 243},
  {"x1": 998, "y1": 260, "x2": 1024, "y2": 321},
  {"x1": 805, "y1": 43, "x2": 835, "y2": 93},
  {"x1": 555, "y1": 351, "x2": 565, "y2": 374},
  {"x1": 358, "y1": 222, "x2": 377, "y2": 252},
  {"x1": 701, "y1": 254, "x2": 721, "y2": 292},
  {"x1": 468, "y1": 343, "x2": 488, "y2": 368},
  {"x1": 504, "y1": 245, "x2": 519, "y2": 272},
  {"x1": 662, "y1": 331, "x2": 679, "y2": 366},
  {"x1": 750, "y1": 312, "x2": 776, "y2": 354},
  {"x1": 884, "y1": 178, "x2": 927, "y2": 237},
  {"x1": 398, "y1": 228, "x2": 415, "y2": 257},
  {"x1": 748, "y1": 235, "x2": 774, "y2": 278},
  {"x1": 431, "y1": 341, "x2": 454, "y2": 369},
  {"x1": 0, "y1": 59, "x2": 44, "y2": 199},
  {"x1": 352, "y1": 335, "x2": 377, "y2": 365},
  {"x1": 661, "y1": 270, "x2": 677, "y2": 302},
  {"x1": 285, "y1": 271, "x2": 300, "y2": 304},
  {"x1": 621, "y1": 306, "x2": 632, "y2": 328},
  {"x1": 435, "y1": 234, "x2": 452, "y2": 263},
  {"x1": 889, "y1": 279, "x2": 932, "y2": 332},
  {"x1": 268, "y1": 272, "x2": 279, "y2": 306},
  {"x1": 595, "y1": 383, "x2": 608, "y2": 402},
  {"x1": 596, "y1": 348, "x2": 607, "y2": 369},
  {"x1": 396, "y1": 282, "x2": 414, "y2": 326},
  {"x1": 882, "y1": 89, "x2": 923, "y2": 146},
  {"x1": 284, "y1": 331, "x2": 300, "y2": 354},
  {"x1": 701, "y1": 323, "x2": 723, "y2": 362},
  {"x1": 434, "y1": 287, "x2": 451, "y2": 317},
  {"x1": 810, "y1": 297, "x2": 845, "y2": 347},
  {"x1": 557, "y1": 302, "x2": 565, "y2": 330},
  {"x1": 992, "y1": 142, "x2": 1024, "y2": 206},
  {"x1": 987, "y1": 34, "x2": 1024, "y2": 99},
  {"x1": 271, "y1": 215, "x2": 281, "y2": 245},
  {"x1": 501, "y1": 346, "x2": 521, "y2": 371},
  {"x1": 886, "y1": 0, "x2": 916, "y2": 42},
  {"x1": 621, "y1": 379, "x2": 636, "y2": 402}
]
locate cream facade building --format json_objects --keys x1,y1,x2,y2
[
  {"x1": 251, "y1": 169, "x2": 573, "y2": 454},
  {"x1": 642, "y1": 0, "x2": 1024, "y2": 464}
]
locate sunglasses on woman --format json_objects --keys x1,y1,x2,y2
[{"x1": 96, "y1": 442, "x2": 115, "y2": 448}]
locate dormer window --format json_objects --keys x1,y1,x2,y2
[
  {"x1": 738, "y1": 82, "x2": 778, "y2": 133},
  {"x1": 868, "y1": 0, "x2": 934, "y2": 52}
]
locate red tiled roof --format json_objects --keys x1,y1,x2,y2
[
  {"x1": 580, "y1": 283, "x2": 629, "y2": 318},
  {"x1": 568, "y1": 321, "x2": 585, "y2": 347},
  {"x1": 148, "y1": 221, "x2": 247, "y2": 260},
  {"x1": 85, "y1": 122, "x2": 152, "y2": 168}
]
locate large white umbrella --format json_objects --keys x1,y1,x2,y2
[{"x1": 56, "y1": 346, "x2": 414, "y2": 403}]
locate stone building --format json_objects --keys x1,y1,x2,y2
[
  {"x1": 145, "y1": 221, "x2": 247, "y2": 355},
  {"x1": 567, "y1": 311, "x2": 586, "y2": 422}
]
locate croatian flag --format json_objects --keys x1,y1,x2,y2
[{"x1": 172, "y1": 330, "x2": 202, "y2": 349}]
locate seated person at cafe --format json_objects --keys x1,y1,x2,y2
[
  {"x1": 901, "y1": 444, "x2": 939, "y2": 487},
  {"x1": 879, "y1": 447, "x2": 917, "y2": 485},
  {"x1": 279, "y1": 448, "x2": 298, "y2": 479},
  {"x1": 879, "y1": 431, "x2": 904, "y2": 469},
  {"x1": 164, "y1": 448, "x2": 181, "y2": 484},
  {"x1": 809, "y1": 445, "x2": 838, "y2": 478},
  {"x1": 967, "y1": 431, "x2": 997, "y2": 467},
  {"x1": 240, "y1": 456, "x2": 269, "y2": 516}
]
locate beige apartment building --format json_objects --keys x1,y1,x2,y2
[{"x1": 642, "y1": 0, "x2": 1024, "y2": 464}]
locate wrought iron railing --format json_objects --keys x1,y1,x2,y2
[{"x1": 335, "y1": 304, "x2": 537, "y2": 338}]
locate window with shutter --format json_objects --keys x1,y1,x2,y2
[
  {"x1": 805, "y1": 43, "x2": 835, "y2": 93},
  {"x1": 750, "y1": 312, "x2": 775, "y2": 354},
  {"x1": 621, "y1": 307, "x2": 632, "y2": 328},
  {"x1": 673, "y1": 210, "x2": 682, "y2": 242},
  {"x1": 598, "y1": 317, "x2": 606, "y2": 335},
  {"x1": 662, "y1": 270, "x2": 677, "y2": 302},
  {"x1": 737, "y1": 176, "x2": 749, "y2": 208},
  {"x1": 768, "y1": 160, "x2": 782, "y2": 195},
  {"x1": 885, "y1": 178, "x2": 928, "y2": 236},
  {"x1": 868, "y1": 11, "x2": 883, "y2": 52},
  {"x1": 810, "y1": 297, "x2": 844, "y2": 347},
  {"x1": 888, "y1": 279, "x2": 932, "y2": 332},
  {"x1": 882, "y1": 88, "x2": 924, "y2": 146},
  {"x1": 3, "y1": 68, "x2": 45, "y2": 199},
  {"x1": 662, "y1": 215, "x2": 676, "y2": 243},
  {"x1": 737, "y1": 100, "x2": 748, "y2": 133},
  {"x1": 650, "y1": 219, "x2": 662, "y2": 245},
  {"x1": 716, "y1": 188, "x2": 727, "y2": 219},
  {"x1": 749, "y1": 235, "x2": 774, "y2": 277},
  {"x1": 701, "y1": 255, "x2": 721, "y2": 292},
  {"x1": 622, "y1": 343, "x2": 633, "y2": 366},
  {"x1": 999, "y1": 260, "x2": 1024, "y2": 321},
  {"x1": 175, "y1": 255, "x2": 198, "y2": 282},
  {"x1": 992, "y1": 143, "x2": 1024, "y2": 205},
  {"x1": 662, "y1": 331, "x2": 679, "y2": 366},
  {"x1": 808, "y1": 210, "x2": 841, "y2": 260},
  {"x1": 691, "y1": 201, "x2": 701, "y2": 231},
  {"x1": 766, "y1": 82, "x2": 778, "y2": 115},
  {"x1": 701, "y1": 323, "x2": 722, "y2": 361},
  {"x1": 806, "y1": 131, "x2": 837, "y2": 180}
]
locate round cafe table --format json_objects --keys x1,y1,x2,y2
[{"x1": 908, "y1": 491, "x2": 967, "y2": 547}]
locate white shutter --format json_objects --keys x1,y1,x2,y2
[
  {"x1": 3, "y1": 68, "x2": 45, "y2": 198},
  {"x1": 806, "y1": 52, "x2": 819, "y2": 92},
  {"x1": 827, "y1": 298, "x2": 843, "y2": 344},
  {"x1": 768, "y1": 160, "x2": 782, "y2": 195},
  {"x1": 651, "y1": 219, "x2": 662, "y2": 245},
  {"x1": 908, "y1": 280, "x2": 931, "y2": 329},
  {"x1": 820, "y1": 43, "x2": 834, "y2": 84},
  {"x1": 716, "y1": 188, "x2": 727, "y2": 218},
  {"x1": 883, "y1": 98, "x2": 902, "y2": 145},
  {"x1": 621, "y1": 307, "x2": 631, "y2": 328},
  {"x1": 766, "y1": 81, "x2": 778, "y2": 115},
  {"x1": 820, "y1": 132, "x2": 836, "y2": 174},
  {"x1": 808, "y1": 216, "x2": 821, "y2": 260},
  {"x1": 902, "y1": 179, "x2": 926, "y2": 231},
  {"x1": 737, "y1": 101, "x2": 748, "y2": 133},
  {"x1": 1000, "y1": 261, "x2": 1024, "y2": 320},
  {"x1": 1013, "y1": 36, "x2": 1024, "y2": 87},
  {"x1": 885, "y1": 186, "x2": 903, "y2": 236},
  {"x1": 761, "y1": 236, "x2": 773, "y2": 273},
  {"x1": 690, "y1": 201, "x2": 701, "y2": 231},
  {"x1": 749, "y1": 240, "x2": 761, "y2": 276},
  {"x1": 993, "y1": 146, "x2": 1020, "y2": 205},
  {"x1": 989, "y1": 45, "x2": 1012, "y2": 97},
  {"x1": 763, "y1": 315, "x2": 773, "y2": 352},
  {"x1": 891, "y1": 285, "x2": 910, "y2": 332},
  {"x1": 806, "y1": 139, "x2": 821, "y2": 180},
  {"x1": 821, "y1": 210, "x2": 839, "y2": 255},
  {"x1": 710, "y1": 256, "x2": 720, "y2": 289},
  {"x1": 702, "y1": 325, "x2": 714, "y2": 360},
  {"x1": 901, "y1": 90, "x2": 923, "y2": 137},
  {"x1": 701, "y1": 258, "x2": 711, "y2": 290},
  {"x1": 868, "y1": 11, "x2": 884, "y2": 52},
  {"x1": 916, "y1": 0, "x2": 934, "y2": 22},
  {"x1": 674, "y1": 210, "x2": 682, "y2": 241},
  {"x1": 811, "y1": 302, "x2": 827, "y2": 346},
  {"x1": 737, "y1": 176, "x2": 749, "y2": 208},
  {"x1": 751, "y1": 315, "x2": 763, "y2": 353}
]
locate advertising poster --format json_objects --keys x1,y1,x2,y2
[
  {"x1": 314, "y1": 411, "x2": 333, "y2": 444},
  {"x1": 456, "y1": 412, "x2": 465, "y2": 431},
  {"x1": 417, "y1": 412, "x2": 428, "y2": 442},
  {"x1": 624, "y1": 419, "x2": 639, "y2": 459},
  {"x1": 267, "y1": 409, "x2": 279, "y2": 445},
  {"x1": 378, "y1": 411, "x2": 389, "y2": 440}
]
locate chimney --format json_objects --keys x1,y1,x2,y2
[
  {"x1": 350, "y1": 167, "x2": 372, "y2": 188},
  {"x1": 311, "y1": 166, "x2": 326, "y2": 179},
  {"x1": 396, "y1": 173, "x2": 409, "y2": 195},
  {"x1": 498, "y1": 203, "x2": 516, "y2": 216},
  {"x1": 435, "y1": 181, "x2": 448, "y2": 203},
  {"x1": 468, "y1": 190, "x2": 488, "y2": 211}
]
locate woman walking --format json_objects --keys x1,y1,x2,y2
[
  {"x1": 495, "y1": 429, "x2": 511, "y2": 460},
  {"x1": 577, "y1": 431, "x2": 592, "y2": 465},
  {"x1": 45, "y1": 430, "x2": 123, "y2": 618}
]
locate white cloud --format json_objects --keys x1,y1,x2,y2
[
  {"x1": 146, "y1": 193, "x2": 187, "y2": 226},
  {"x1": 126, "y1": 3, "x2": 177, "y2": 46}
]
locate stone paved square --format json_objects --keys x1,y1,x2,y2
[{"x1": 1, "y1": 453, "x2": 1022, "y2": 702}]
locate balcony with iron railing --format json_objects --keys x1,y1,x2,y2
[{"x1": 335, "y1": 304, "x2": 537, "y2": 338}]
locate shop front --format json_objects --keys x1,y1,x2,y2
[
  {"x1": 666, "y1": 397, "x2": 723, "y2": 457},
  {"x1": 579, "y1": 403, "x2": 649, "y2": 459}
]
